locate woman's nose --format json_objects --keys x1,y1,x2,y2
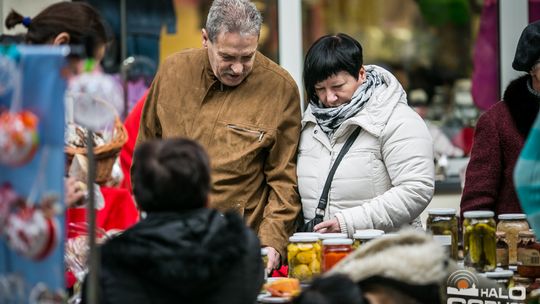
[{"x1": 326, "y1": 90, "x2": 338, "y2": 103}]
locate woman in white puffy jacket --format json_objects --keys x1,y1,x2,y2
[{"x1": 298, "y1": 33, "x2": 434, "y2": 236}]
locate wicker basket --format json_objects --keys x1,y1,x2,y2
[{"x1": 65, "y1": 117, "x2": 128, "y2": 185}]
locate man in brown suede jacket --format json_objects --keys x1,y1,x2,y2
[{"x1": 135, "y1": 0, "x2": 301, "y2": 272}]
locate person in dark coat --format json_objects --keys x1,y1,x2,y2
[
  {"x1": 461, "y1": 20, "x2": 540, "y2": 217},
  {"x1": 82, "y1": 138, "x2": 264, "y2": 304}
]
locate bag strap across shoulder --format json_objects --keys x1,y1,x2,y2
[{"x1": 313, "y1": 126, "x2": 361, "y2": 219}]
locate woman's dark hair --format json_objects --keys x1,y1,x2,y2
[
  {"x1": 5, "y1": 2, "x2": 108, "y2": 54},
  {"x1": 132, "y1": 138, "x2": 211, "y2": 213},
  {"x1": 292, "y1": 274, "x2": 365, "y2": 304},
  {"x1": 303, "y1": 33, "x2": 363, "y2": 102}
]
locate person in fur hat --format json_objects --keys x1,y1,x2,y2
[
  {"x1": 461, "y1": 20, "x2": 540, "y2": 217},
  {"x1": 82, "y1": 138, "x2": 264, "y2": 304},
  {"x1": 327, "y1": 230, "x2": 499, "y2": 304}
]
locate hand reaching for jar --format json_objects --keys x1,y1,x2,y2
[{"x1": 314, "y1": 217, "x2": 341, "y2": 233}]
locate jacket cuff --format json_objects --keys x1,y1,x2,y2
[{"x1": 335, "y1": 213, "x2": 348, "y2": 236}]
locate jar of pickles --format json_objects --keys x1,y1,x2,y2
[
  {"x1": 497, "y1": 213, "x2": 530, "y2": 265},
  {"x1": 287, "y1": 236, "x2": 321, "y2": 282},
  {"x1": 353, "y1": 229, "x2": 384, "y2": 249},
  {"x1": 427, "y1": 208, "x2": 459, "y2": 260},
  {"x1": 322, "y1": 238, "x2": 353, "y2": 272},
  {"x1": 463, "y1": 211, "x2": 497, "y2": 272},
  {"x1": 293, "y1": 232, "x2": 322, "y2": 264}
]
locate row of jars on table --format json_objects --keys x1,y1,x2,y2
[
  {"x1": 283, "y1": 230, "x2": 385, "y2": 282},
  {"x1": 427, "y1": 209, "x2": 540, "y2": 280}
]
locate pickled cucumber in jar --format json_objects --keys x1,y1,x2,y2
[
  {"x1": 463, "y1": 211, "x2": 497, "y2": 272},
  {"x1": 426, "y1": 208, "x2": 458, "y2": 259},
  {"x1": 287, "y1": 236, "x2": 320, "y2": 282}
]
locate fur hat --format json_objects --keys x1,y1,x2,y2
[
  {"x1": 328, "y1": 230, "x2": 449, "y2": 303},
  {"x1": 513, "y1": 20, "x2": 540, "y2": 72}
]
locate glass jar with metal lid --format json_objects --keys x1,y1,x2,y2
[
  {"x1": 517, "y1": 230, "x2": 540, "y2": 278},
  {"x1": 353, "y1": 229, "x2": 384, "y2": 249},
  {"x1": 287, "y1": 236, "x2": 321, "y2": 282},
  {"x1": 497, "y1": 213, "x2": 530, "y2": 265},
  {"x1": 427, "y1": 208, "x2": 458, "y2": 260},
  {"x1": 322, "y1": 238, "x2": 353, "y2": 272},
  {"x1": 293, "y1": 232, "x2": 322, "y2": 263},
  {"x1": 483, "y1": 270, "x2": 514, "y2": 289},
  {"x1": 463, "y1": 210, "x2": 497, "y2": 272}
]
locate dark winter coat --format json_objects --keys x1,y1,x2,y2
[
  {"x1": 82, "y1": 208, "x2": 264, "y2": 304},
  {"x1": 461, "y1": 75, "x2": 540, "y2": 217}
]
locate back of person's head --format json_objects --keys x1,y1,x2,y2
[
  {"x1": 292, "y1": 274, "x2": 365, "y2": 304},
  {"x1": 205, "y1": 0, "x2": 262, "y2": 43},
  {"x1": 132, "y1": 138, "x2": 211, "y2": 213},
  {"x1": 303, "y1": 33, "x2": 364, "y2": 102},
  {"x1": 5, "y1": 2, "x2": 108, "y2": 53}
]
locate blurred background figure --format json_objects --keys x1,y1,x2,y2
[{"x1": 409, "y1": 88, "x2": 464, "y2": 160}]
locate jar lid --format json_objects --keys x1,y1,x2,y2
[
  {"x1": 261, "y1": 248, "x2": 268, "y2": 256},
  {"x1": 319, "y1": 233, "x2": 348, "y2": 240},
  {"x1": 293, "y1": 232, "x2": 321, "y2": 239},
  {"x1": 498, "y1": 213, "x2": 527, "y2": 220},
  {"x1": 483, "y1": 270, "x2": 514, "y2": 279},
  {"x1": 353, "y1": 229, "x2": 384, "y2": 240},
  {"x1": 463, "y1": 210, "x2": 494, "y2": 218},
  {"x1": 288, "y1": 235, "x2": 318, "y2": 243},
  {"x1": 518, "y1": 230, "x2": 535, "y2": 237},
  {"x1": 322, "y1": 238, "x2": 353, "y2": 246},
  {"x1": 428, "y1": 208, "x2": 456, "y2": 216}
]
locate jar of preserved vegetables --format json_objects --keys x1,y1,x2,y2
[
  {"x1": 463, "y1": 211, "x2": 497, "y2": 272},
  {"x1": 427, "y1": 208, "x2": 458, "y2": 260},
  {"x1": 293, "y1": 232, "x2": 322, "y2": 264},
  {"x1": 517, "y1": 230, "x2": 540, "y2": 278},
  {"x1": 484, "y1": 270, "x2": 514, "y2": 289},
  {"x1": 322, "y1": 238, "x2": 353, "y2": 272},
  {"x1": 497, "y1": 213, "x2": 530, "y2": 265},
  {"x1": 287, "y1": 236, "x2": 321, "y2": 282},
  {"x1": 353, "y1": 229, "x2": 384, "y2": 249},
  {"x1": 496, "y1": 231, "x2": 509, "y2": 269}
]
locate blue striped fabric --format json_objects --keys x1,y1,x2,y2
[{"x1": 514, "y1": 113, "x2": 540, "y2": 234}]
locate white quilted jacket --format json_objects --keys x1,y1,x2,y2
[{"x1": 297, "y1": 65, "x2": 434, "y2": 236}]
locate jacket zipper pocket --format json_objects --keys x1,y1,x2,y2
[{"x1": 226, "y1": 124, "x2": 265, "y2": 142}]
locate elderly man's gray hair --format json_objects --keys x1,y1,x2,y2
[{"x1": 205, "y1": 0, "x2": 262, "y2": 42}]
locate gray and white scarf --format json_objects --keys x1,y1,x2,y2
[{"x1": 310, "y1": 67, "x2": 386, "y2": 137}]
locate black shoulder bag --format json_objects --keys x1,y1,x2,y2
[{"x1": 298, "y1": 127, "x2": 361, "y2": 232}]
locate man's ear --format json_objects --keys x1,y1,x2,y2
[
  {"x1": 52, "y1": 32, "x2": 70, "y2": 45},
  {"x1": 202, "y1": 29, "x2": 209, "y2": 48}
]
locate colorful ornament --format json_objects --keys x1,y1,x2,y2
[{"x1": 0, "y1": 110, "x2": 39, "y2": 166}]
